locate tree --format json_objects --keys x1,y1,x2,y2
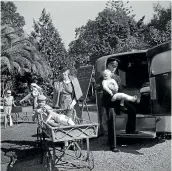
[
  {"x1": 30, "y1": 9, "x2": 68, "y2": 78},
  {"x1": 149, "y1": 3, "x2": 171, "y2": 31},
  {"x1": 144, "y1": 3, "x2": 171, "y2": 46},
  {"x1": 68, "y1": 0, "x2": 149, "y2": 65},
  {"x1": 1, "y1": 1, "x2": 25, "y2": 30},
  {"x1": 1, "y1": 25, "x2": 51, "y2": 78},
  {"x1": 1, "y1": 2, "x2": 52, "y2": 102},
  {"x1": 1, "y1": 25, "x2": 52, "y2": 96}
]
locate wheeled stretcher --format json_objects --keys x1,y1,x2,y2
[{"x1": 37, "y1": 109, "x2": 99, "y2": 171}]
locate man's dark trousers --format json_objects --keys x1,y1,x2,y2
[{"x1": 104, "y1": 100, "x2": 137, "y2": 148}]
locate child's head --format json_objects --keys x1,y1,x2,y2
[
  {"x1": 31, "y1": 83, "x2": 41, "y2": 91},
  {"x1": 6, "y1": 90, "x2": 11, "y2": 97},
  {"x1": 37, "y1": 95, "x2": 46, "y2": 107},
  {"x1": 102, "y1": 69, "x2": 112, "y2": 80}
]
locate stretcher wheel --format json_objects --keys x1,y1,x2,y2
[
  {"x1": 45, "y1": 150, "x2": 54, "y2": 171},
  {"x1": 11, "y1": 113, "x2": 18, "y2": 122},
  {"x1": 37, "y1": 129, "x2": 45, "y2": 164},
  {"x1": 22, "y1": 115, "x2": 29, "y2": 121},
  {"x1": 37, "y1": 127, "x2": 42, "y2": 139},
  {"x1": 74, "y1": 142, "x2": 82, "y2": 159},
  {"x1": 86, "y1": 152, "x2": 94, "y2": 170}
]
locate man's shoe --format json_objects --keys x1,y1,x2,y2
[{"x1": 110, "y1": 147, "x2": 120, "y2": 152}]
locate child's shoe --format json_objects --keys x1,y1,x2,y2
[{"x1": 134, "y1": 95, "x2": 140, "y2": 103}]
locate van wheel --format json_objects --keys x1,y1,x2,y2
[{"x1": 155, "y1": 136, "x2": 162, "y2": 142}]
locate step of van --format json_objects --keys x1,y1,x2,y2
[
  {"x1": 116, "y1": 114, "x2": 156, "y2": 138},
  {"x1": 116, "y1": 130, "x2": 156, "y2": 138},
  {"x1": 116, "y1": 113, "x2": 153, "y2": 118}
]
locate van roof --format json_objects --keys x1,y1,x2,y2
[
  {"x1": 96, "y1": 50, "x2": 147, "y2": 63},
  {"x1": 147, "y1": 41, "x2": 171, "y2": 60}
]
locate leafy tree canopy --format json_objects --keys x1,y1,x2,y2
[
  {"x1": 144, "y1": 3, "x2": 171, "y2": 46},
  {"x1": 30, "y1": 9, "x2": 69, "y2": 78},
  {"x1": 1, "y1": 1, "x2": 25, "y2": 30},
  {"x1": 68, "y1": 0, "x2": 149, "y2": 65}
]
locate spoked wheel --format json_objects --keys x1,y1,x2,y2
[
  {"x1": 37, "y1": 128, "x2": 45, "y2": 164},
  {"x1": 86, "y1": 152, "x2": 94, "y2": 170},
  {"x1": 73, "y1": 142, "x2": 82, "y2": 159},
  {"x1": 12, "y1": 113, "x2": 18, "y2": 124},
  {"x1": 22, "y1": 116, "x2": 29, "y2": 122},
  {"x1": 37, "y1": 127, "x2": 42, "y2": 142},
  {"x1": 46, "y1": 150, "x2": 54, "y2": 171}
]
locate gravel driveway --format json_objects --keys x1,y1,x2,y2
[{"x1": 1, "y1": 111, "x2": 171, "y2": 171}]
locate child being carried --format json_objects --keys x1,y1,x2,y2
[
  {"x1": 34, "y1": 95, "x2": 75, "y2": 127},
  {"x1": 102, "y1": 69, "x2": 138, "y2": 107}
]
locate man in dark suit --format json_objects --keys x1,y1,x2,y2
[{"x1": 103, "y1": 60, "x2": 138, "y2": 152}]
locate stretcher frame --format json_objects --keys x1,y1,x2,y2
[{"x1": 37, "y1": 109, "x2": 99, "y2": 171}]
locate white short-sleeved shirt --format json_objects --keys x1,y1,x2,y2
[{"x1": 4, "y1": 96, "x2": 14, "y2": 106}]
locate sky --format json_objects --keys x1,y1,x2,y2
[{"x1": 13, "y1": 1, "x2": 171, "y2": 49}]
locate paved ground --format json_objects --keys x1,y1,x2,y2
[{"x1": 1, "y1": 110, "x2": 171, "y2": 171}]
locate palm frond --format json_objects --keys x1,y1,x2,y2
[
  {"x1": 14, "y1": 57, "x2": 32, "y2": 71},
  {"x1": 1, "y1": 56, "x2": 12, "y2": 72},
  {"x1": 12, "y1": 61, "x2": 22, "y2": 74},
  {"x1": 31, "y1": 63, "x2": 37, "y2": 74},
  {"x1": 34, "y1": 61, "x2": 45, "y2": 78},
  {"x1": 1, "y1": 26, "x2": 15, "y2": 34},
  {"x1": 18, "y1": 49, "x2": 33, "y2": 62},
  {"x1": 30, "y1": 50, "x2": 42, "y2": 61}
]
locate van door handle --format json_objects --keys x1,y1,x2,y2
[{"x1": 156, "y1": 117, "x2": 161, "y2": 123}]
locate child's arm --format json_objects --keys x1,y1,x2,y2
[
  {"x1": 102, "y1": 80, "x2": 113, "y2": 96},
  {"x1": 68, "y1": 98, "x2": 76, "y2": 109},
  {"x1": 12, "y1": 96, "x2": 16, "y2": 106},
  {"x1": 111, "y1": 79, "x2": 119, "y2": 92},
  {"x1": 45, "y1": 108, "x2": 54, "y2": 123},
  {"x1": 20, "y1": 93, "x2": 32, "y2": 103}
]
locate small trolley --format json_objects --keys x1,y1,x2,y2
[{"x1": 37, "y1": 109, "x2": 99, "y2": 171}]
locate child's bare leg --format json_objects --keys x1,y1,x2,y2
[
  {"x1": 116, "y1": 93, "x2": 137, "y2": 102},
  {"x1": 4, "y1": 115, "x2": 7, "y2": 129},
  {"x1": 8, "y1": 106, "x2": 13, "y2": 126},
  {"x1": 9, "y1": 115, "x2": 13, "y2": 126},
  {"x1": 50, "y1": 112, "x2": 75, "y2": 125},
  {"x1": 47, "y1": 120, "x2": 60, "y2": 127},
  {"x1": 4, "y1": 107, "x2": 8, "y2": 128}
]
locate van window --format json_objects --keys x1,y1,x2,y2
[{"x1": 150, "y1": 50, "x2": 171, "y2": 75}]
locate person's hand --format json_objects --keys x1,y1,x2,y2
[
  {"x1": 109, "y1": 91, "x2": 113, "y2": 97},
  {"x1": 19, "y1": 100, "x2": 23, "y2": 104},
  {"x1": 68, "y1": 99, "x2": 76, "y2": 110},
  {"x1": 68, "y1": 103, "x2": 74, "y2": 109},
  {"x1": 111, "y1": 94, "x2": 116, "y2": 102},
  {"x1": 94, "y1": 84, "x2": 100, "y2": 89}
]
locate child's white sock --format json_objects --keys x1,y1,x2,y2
[
  {"x1": 120, "y1": 99, "x2": 124, "y2": 106},
  {"x1": 120, "y1": 101, "x2": 124, "y2": 106},
  {"x1": 9, "y1": 116, "x2": 13, "y2": 126},
  {"x1": 133, "y1": 95, "x2": 137, "y2": 102}
]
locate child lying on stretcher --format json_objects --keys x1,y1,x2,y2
[
  {"x1": 34, "y1": 95, "x2": 75, "y2": 127},
  {"x1": 102, "y1": 69, "x2": 138, "y2": 106}
]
